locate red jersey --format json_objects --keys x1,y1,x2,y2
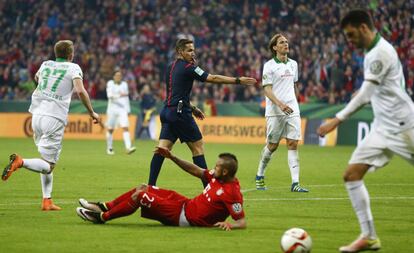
[{"x1": 184, "y1": 170, "x2": 245, "y2": 226}]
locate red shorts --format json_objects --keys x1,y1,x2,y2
[{"x1": 140, "y1": 186, "x2": 189, "y2": 226}]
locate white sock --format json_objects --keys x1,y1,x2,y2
[
  {"x1": 345, "y1": 180, "x2": 377, "y2": 239},
  {"x1": 41, "y1": 173, "x2": 53, "y2": 199},
  {"x1": 106, "y1": 132, "x2": 113, "y2": 150},
  {"x1": 257, "y1": 146, "x2": 273, "y2": 176},
  {"x1": 22, "y1": 159, "x2": 51, "y2": 174},
  {"x1": 288, "y1": 150, "x2": 300, "y2": 183},
  {"x1": 123, "y1": 131, "x2": 132, "y2": 149}
]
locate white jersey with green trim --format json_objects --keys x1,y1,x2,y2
[
  {"x1": 30, "y1": 60, "x2": 83, "y2": 124},
  {"x1": 106, "y1": 80, "x2": 130, "y2": 113},
  {"x1": 364, "y1": 35, "x2": 414, "y2": 133},
  {"x1": 262, "y1": 57, "x2": 299, "y2": 117}
]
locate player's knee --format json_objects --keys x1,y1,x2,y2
[
  {"x1": 286, "y1": 140, "x2": 298, "y2": 150},
  {"x1": 47, "y1": 162, "x2": 55, "y2": 173},
  {"x1": 343, "y1": 170, "x2": 361, "y2": 182},
  {"x1": 137, "y1": 184, "x2": 148, "y2": 191},
  {"x1": 267, "y1": 143, "x2": 278, "y2": 152}
]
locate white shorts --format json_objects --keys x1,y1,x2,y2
[
  {"x1": 32, "y1": 115, "x2": 65, "y2": 163},
  {"x1": 266, "y1": 115, "x2": 301, "y2": 143},
  {"x1": 106, "y1": 110, "x2": 129, "y2": 129},
  {"x1": 349, "y1": 127, "x2": 414, "y2": 169}
]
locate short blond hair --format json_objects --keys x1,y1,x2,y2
[{"x1": 54, "y1": 40, "x2": 74, "y2": 59}]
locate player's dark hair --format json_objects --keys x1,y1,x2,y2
[
  {"x1": 175, "y1": 39, "x2": 193, "y2": 53},
  {"x1": 340, "y1": 9, "x2": 375, "y2": 30},
  {"x1": 268, "y1": 34, "x2": 283, "y2": 57},
  {"x1": 54, "y1": 40, "x2": 74, "y2": 59},
  {"x1": 219, "y1": 153, "x2": 238, "y2": 177}
]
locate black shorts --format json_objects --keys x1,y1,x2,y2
[{"x1": 159, "y1": 106, "x2": 202, "y2": 143}]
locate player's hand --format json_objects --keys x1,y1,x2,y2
[
  {"x1": 239, "y1": 77, "x2": 257, "y2": 85},
  {"x1": 90, "y1": 112, "x2": 100, "y2": 124},
  {"x1": 192, "y1": 107, "x2": 205, "y2": 120},
  {"x1": 214, "y1": 221, "x2": 232, "y2": 231},
  {"x1": 278, "y1": 103, "x2": 293, "y2": 115},
  {"x1": 317, "y1": 117, "x2": 341, "y2": 137},
  {"x1": 154, "y1": 146, "x2": 172, "y2": 159}
]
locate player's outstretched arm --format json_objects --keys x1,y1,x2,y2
[
  {"x1": 73, "y1": 78, "x2": 100, "y2": 124},
  {"x1": 317, "y1": 117, "x2": 341, "y2": 137},
  {"x1": 317, "y1": 80, "x2": 377, "y2": 137},
  {"x1": 214, "y1": 218, "x2": 247, "y2": 231},
  {"x1": 206, "y1": 74, "x2": 256, "y2": 85},
  {"x1": 154, "y1": 147, "x2": 204, "y2": 178}
]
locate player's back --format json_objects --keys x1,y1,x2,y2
[
  {"x1": 364, "y1": 37, "x2": 414, "y2": 132},
  {"x1": 30, "y1": 59, "x2": 82, "y2": 124}
]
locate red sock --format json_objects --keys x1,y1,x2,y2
[
  {"x1": 105, "y1": 187, "x2": 137, "y2": 210},
  {"x1": 102, "y1": 196, "x2": 140, "y2": 221}
]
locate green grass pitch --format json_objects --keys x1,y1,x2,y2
[{"x1": 0, "y1": 137, "x2": 412, "y2": 252}]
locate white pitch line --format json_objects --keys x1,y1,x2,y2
[
  {"x1": 245, "y1": 196, "x2": 414, "y2": 201},
  {"x1": 241, "y1": 183, "x2": 414, "y2": 193},
  {"x1": 0, "y1": 200, "x2": 75, "y2": 207}
]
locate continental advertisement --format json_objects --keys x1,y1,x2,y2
[
  {"x1": 0, "y1": 113, "x2": 136, "y2": 140},
  {"x1": 1, "y1": 112, "x2": 370, "y2": 146}
]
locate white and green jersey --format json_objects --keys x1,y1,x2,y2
[
  {"x1": 262, "y1": 57, "x2": 299, "y2": 117},
  {"x1": 30, "y1": 58, "x2": 83, "y2": 124},
  {"x1": 364, "y1": 34, "x2": 414, "y2": 132},
  {"x1": 106, "y1": 80, "x2": 130, "y2": 113}
]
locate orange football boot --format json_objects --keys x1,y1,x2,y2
[
  {"x1": 2, "y1": 154, "x2": 23, "y2": 181},
  {"x1": 41, "y1": 198, "x2": 62, "y2": 211}
]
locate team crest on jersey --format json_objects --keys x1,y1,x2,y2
[
  {"x1": 194, "y1": 67, "x2": 205, "y2": 76},
  {"x1": 263, "y1": 74, "x2": 268, "y2": 80},
  {"x1": 216, "y1": 188, "x2": 224, "y2": 196},
  {"x1": 370, "y1": 60, "x2": 383, "y2": 75},
  {"x1": 232, "y1": 203, "x2": 242, "y2": 213}
]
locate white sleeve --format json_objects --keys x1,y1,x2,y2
[
  {"x1": 262, "y1": 63, "x2": 273, "y2": 87},
  {"x1": 69, "y1": 64, "x2": 83, "y2": 80},
  {"x1": 364, "y1": 50, "x2": 392, "y2": 84},
  {"x1": 294, "y1": 61, "x2": 298, "y2": 82},
  {"x1": 123, "y1": 82, "x2": 129, "y2": 95},
  {"x1": 336, "y1": 81, "x2": 377, "y2": 121},
  {"x1": 106, "y1": 81, "x2": 119, "y2": 99}
]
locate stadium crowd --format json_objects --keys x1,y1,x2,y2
[{"x1": 0, "y1": 0, "x2": 413, "y2": 105}]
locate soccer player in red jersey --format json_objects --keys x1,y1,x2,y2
[{"x1": 76, "y1": 147, "x2": 246, "y2": 230}]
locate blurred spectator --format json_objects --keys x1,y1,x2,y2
[{"x1": 0, "y1": 0, "x2": 413, "y2": 105}]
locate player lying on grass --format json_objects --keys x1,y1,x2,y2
[{"x1": 76, "y1": 147, "x2": 246, "y2": 230}]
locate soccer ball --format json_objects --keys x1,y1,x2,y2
[{"x1": 280, "y1": 228, "x2": 312, "y2": 253}]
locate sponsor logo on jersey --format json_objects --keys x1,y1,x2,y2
[
  {"x1": 370, "y1": 60, "x2": 383, "y2": 75},
  {"x1": 232, "y1": 203, "x2": 242, "y2": 213},
  {"x1": 281, "y1": 69, "x2": 293, "y2": 78},
  {"x1": 194, "y1": 67, "x2": 205, "y2": 76}
]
